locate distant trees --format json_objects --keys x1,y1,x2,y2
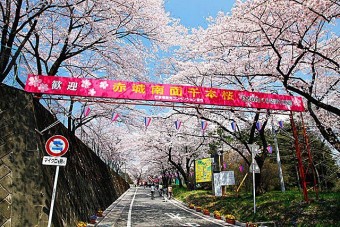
[{"x1": 136, "y1": 115, "x2": 211, "y2": 187}]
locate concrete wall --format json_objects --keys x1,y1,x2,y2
[{"x1": 0, "y1": 84, "x2": 129, "y2": 226}]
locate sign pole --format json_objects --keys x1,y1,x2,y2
[
  {"x1": 249, "y1": 144, "x2": 259, "y2": 214},
  {"x1": 48, "y1": 165, "x2": 60, "y2": 227},
  {"x1": 44, "y1": 135, "x2": 69, "y2": 227}
]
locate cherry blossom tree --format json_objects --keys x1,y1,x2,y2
[
  {"x1": 0, "y1": 0, "x2": 59, "y2": 84},
  {"x1": 123, "y1": 113, "x2": 213, "y2": 187},
  {"x1": 167, "y1": 0, "x2": 339, "y2": 152},
  {"x1": 6, "y1": 0, "x2": 186, "y2": 136}
]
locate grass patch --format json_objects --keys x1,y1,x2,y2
[{"x1": 174, "y1": 188, "x2": 340, "y2": 226}]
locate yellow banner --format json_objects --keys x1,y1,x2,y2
[{"x1": 195, "y1": 158, "x2": 212, "y2": 183}]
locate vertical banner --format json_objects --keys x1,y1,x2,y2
[{"x1": 195, "y1": 158, "x2": 212, "y2": 183}]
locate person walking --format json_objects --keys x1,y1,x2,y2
[
  {"x1": 167, "y1": 185, "x2": 173, "y2": 199},
  {"x1": 158, "y1": 184, "x2": 163, "y2": 196},
  {"x1": 150, "y1": 184, "x2": 155, "y2": 199}
]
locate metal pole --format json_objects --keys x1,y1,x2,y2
[
  {"x1": 271, "y1": 116, "x2": 286, "y2": 192},
  {"x1": 48, "y1": 165, "x2": 60, "y2": 227},
  {"x1": 194, "y1": 160, "x2": 196, "y2": 190}
]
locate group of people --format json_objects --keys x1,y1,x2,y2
[{"x1": 150, "y1": 184, "x2": 172, "y2": 200}]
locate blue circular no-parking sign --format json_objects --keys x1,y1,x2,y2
[{"x1": 45, "y1": 135, "x2": 69, "y2": 157}]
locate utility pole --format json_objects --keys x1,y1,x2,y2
[{"x1": 271, "y1": 116, "x2": 286, "y2": 192}]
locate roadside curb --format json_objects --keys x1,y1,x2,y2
[
  {"x1": 169, "y1": 198, "x2": 238, "y2": 226},
  {"x1": 171, "y1": 198, "x2": 276, "y2": 226},
  {"x1": 87, "y1": 187, "x2": 132, "y2": 226}
]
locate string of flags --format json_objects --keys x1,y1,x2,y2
[
  {"x1": 256, "y1": 121, "x2": 262, "y2": 131},
  {"x1": 278, "y1": 120, "x2": 284, "y2": 128},
  {"x1": 231, "y1": 121, "x2": 237, "y2": 131},
  {"x1": 84, "y1": 107, "x2": 91, "y2": 117},
  {"x1": 162, "y1": 172, "x2": 179, "y2": 179},
  {"x1": 267, "y1": 145, "x2": 273, "y2": 154},
  {"x1": 144, "y1": 117, "x2": 152, "y2": 128},
  {"x1": 111, "y1": 112, "x2": 119, "y2": 122},
  {"x1": 174, "y1": 119, "x2": 182, "y2": 130},
  {"x1": 201, "y1": 120, "x2": 208, "y2": 131},
  {"x1": 106, "y1": 115, "x2": 284, "y2": 134}
]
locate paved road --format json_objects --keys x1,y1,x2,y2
[{"x1": 95, "y1": 187, "x2": 236, "y2": 227}]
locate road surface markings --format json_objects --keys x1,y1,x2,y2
[
  {"x1": 127, "y1": 187, "x2": 138, "y2": 227},
  {"x1": 165, "y1": 212, "x2": 185, "y2": 220},
  {"x1": 167, "y1": 199, "x2": 226, "y2": 226},
  {"x1": 182, "y1": 223, "x2": 201, "y2": 227}
]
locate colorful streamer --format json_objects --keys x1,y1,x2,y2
[
  {"x1": 267, "y1": 145, "x2": 273, "y2": 154},
  {"x1": 175, "y1": 120, "x2": 182, "y2": 130},
  {"x1": 231, "y1": 121, "x2": 237, "y2": 131},
  {"x1": 84, "y1": 107, "x2": 91, "y2": 117},
  {"x1": 201, "y1": 120, "x2": 208, "y2": 131},
  {"x1": 111, "y1": 112, "x2": 119, "y2": 122},
  {"x1": 144, "y1": 117, "x2": 151, "y2": 128},
  {"x1": 256, "y1": 121, "x2": 262, "y2": 131},
  {"x1": 278, "y1": 120, "x2": 284, "y2": 128}
]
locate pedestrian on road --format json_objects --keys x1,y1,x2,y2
[
  {"x1": 167, "y1": 185, "x2": 173, "y2": 199},
  {"x1": 151, "y1": 184, "x2": 155, "y2": 199},
  {"x1": 158, "y1": 184, "x2": 163, "y2": 196}
]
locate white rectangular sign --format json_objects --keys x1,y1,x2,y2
[
  {"x1": 42, "y1": 156, "x2": 67, "y2": 166},
  {"x1": 220, "y1": 171, "x2": 235, "y2": 186}
]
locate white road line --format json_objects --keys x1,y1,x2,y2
[
  {"x1": 167, "y1": 199, "x2": 226, "y2": 226},
  {"x1": 127, "y1": 187, "x2": 138, "y2": 227}
]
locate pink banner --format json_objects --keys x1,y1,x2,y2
[{"x1": 25, "y1": 75, "x2": 304, "y2": 112}]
